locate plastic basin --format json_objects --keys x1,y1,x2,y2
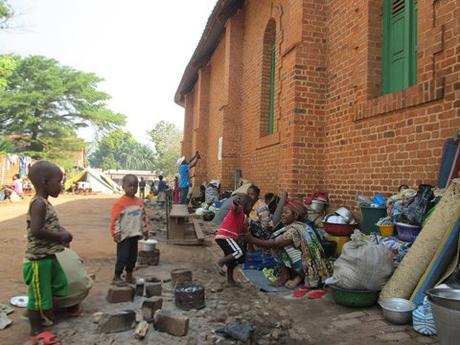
[
  {"x1": 327, "y1": 235, "x2": 350, "y2": 255},
  {"x1": 378, "y1": 224, "x2": 395, "y2": 237},
  {"x1": 330, "y1": 285, "x2": 379, "y2": 307},
  {"x1": 323, "y1": 222, "x2": 354, "y2": 236},
  {"x1": 395, "y1": 222, "x2": 422, "y2": 242}
]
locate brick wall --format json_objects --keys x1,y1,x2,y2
[
  {"x1": 180, "y1": 0, "x2": 460, "y2": 206},
  {"x1": 323, "y1": 0, "x2": 459, "y2": 208}
]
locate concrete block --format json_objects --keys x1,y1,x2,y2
[
  {"x1": 154, "y1": 310, "x2": 189, "y2": 337},
  {"x1": 106, "y1": 286, "x2": 134, "y2": 303},
  {"x1": 171, "y1": 269, "x2": 192, "y2": 287},
  {"x1": 135, "y1": 282, "x2": 144, "y2": 296},
  {"x1": 145, "y1": 282, "x2": 162, "y2": 297},
  {"x1": 97, "y1": 310, "x2": 136, "y2": 333},
  {"x1": 142, "y1": 297, "x2": 163, "y2": 322},
  {"x1": 138, "y1": 249, "x2": 160, "y2": 266}
]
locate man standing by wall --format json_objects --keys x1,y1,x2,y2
[{"x1": 178, "y1": 151, "x2": 200, "y2": 204}]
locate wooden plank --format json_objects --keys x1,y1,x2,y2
[
  {"x1": 166, "y1": 238, "x2": 204, "y2": 246},
  {"x1": 192, "y1": 219, "x2": 205, "y2": 241},
  {"x1": 170, "y1": 205, "x2": 190, "y2": 218}
]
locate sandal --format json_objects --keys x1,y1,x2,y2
[
  {"x1": 30, "y1": 330, "x2": 61, "y2": 345},
  {"x1": 292, "y1": 287, "x2": 312, "y2": 298},
  {"x1": 307, "y1": 289, "x2": 326, "y2": 299}
]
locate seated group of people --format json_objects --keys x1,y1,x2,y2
[
  {"x1": 213, "y1": 184, "x2": 333, "y2": 289},
  {"x1": 1, "y1": 174, "x2": 29, "y2": 201}
]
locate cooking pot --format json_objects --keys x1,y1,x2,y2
[{"x1": 139, "y1": 239, "x2": 158, "y2": 252}]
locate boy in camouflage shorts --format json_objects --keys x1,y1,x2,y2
[{"x1": 23, "y1": 161, "x2": 73, "y2": 344}]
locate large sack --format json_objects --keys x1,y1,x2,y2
[
  {"x1": 380, "y1": 178, "x2": 460, "y2": 302},
  {"x1": 54, "y1": 248, "x2": 93, "y2": 309},
  {"x1": 331, "y1": 230, "x2": 394, "y2": 291}
]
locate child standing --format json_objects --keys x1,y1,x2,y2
[
  {"x1": 111, "y1": 174, "x2": 148, "y2": 284},
  {"x1": 138, "y1": 177, "x2": 146, "y2": 199},
  {"x1": 23, "y1": 161, "x2": 73, "y2": 344},
  {"x1": 215, "y1": 194, "x2": 252, "y2": 285}
]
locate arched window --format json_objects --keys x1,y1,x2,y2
[{"x1": 260, "y1": 19, "x2": 276, "y2": 136}]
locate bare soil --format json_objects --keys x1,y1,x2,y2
[{"x1": 0, "y1": 195, "x2": 436, "y2": 345}]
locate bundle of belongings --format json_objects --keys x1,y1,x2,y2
[
  {"x1": 376, "y1": 179, "x2": 460, "y2": 337},
  {"x1": 327, "y1": 230, "x2": 394, "y2": 291}
]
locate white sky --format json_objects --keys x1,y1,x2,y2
[{"x1": 0, "y1": 0, "x2": 217, "y2": 143}]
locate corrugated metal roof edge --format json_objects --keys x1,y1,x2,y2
[{"x1": 174, "y1": 0, "x2": 245, "y2": 106}]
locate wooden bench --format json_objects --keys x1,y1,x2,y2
[{"x1": 167, "y1": 205, "x2": 204, "y2": 245}]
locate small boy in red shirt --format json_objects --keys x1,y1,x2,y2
[
  {"x1": 110, "y1": 174, "x2": 148, "y2": 284},
  {"x1": 215, "y1": 193, "x2": 252, "y2": 285}
]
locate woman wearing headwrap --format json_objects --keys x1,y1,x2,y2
[{"x1": 241, "y1": 199, "x2": 333, "y2": 289}]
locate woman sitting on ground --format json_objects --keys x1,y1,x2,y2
[{"x1": 242, "y1": 199, "x2": 332, "y2": 289}]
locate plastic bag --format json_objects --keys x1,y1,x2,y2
[
  {"x1": 413, "y1": 296, "x2": 436, "y2": 336},
  {"x1": 330, "y1": 231, "x2": 394, "y2": 290},
  {"x1": 371, "y1": 193, "x2": 386, "y2": 207},
  {"x1": 216, "y1": 321, "x2": 254, "y2": 342},
  {"x1": 396, "y1": 184, "x2": 435, "y2": 226},
  {"x1": 356, "y1": 193, "x2": 371, "y2": 206}
]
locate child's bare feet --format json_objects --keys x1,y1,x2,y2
[
  {"x1": 112, "y1": 274, "x2": 126, "y2": 286},
  {"x1": 125, "y1": 272, "x2": 135, "y2": 284}
]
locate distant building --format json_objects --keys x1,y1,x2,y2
[
  {"x1": 176, "y1": 0, "x2": 459, "y2": 205},
  {"x1": 105, "y1": 169, "x2": 156, "y2": 185}
]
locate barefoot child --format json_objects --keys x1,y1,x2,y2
[
  {"x1": 111, "y1": 174, "x2": 148, "y2": 284},
  {"x1": 23, "y1": 161, "x2": 73, "y2": 344},
  {"x1": 215, "y1": 194, "x2": 252, "y2": 285}
]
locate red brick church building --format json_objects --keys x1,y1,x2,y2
[{"x1": 175, "y1": 0, "x2": 459, "y2": 206}]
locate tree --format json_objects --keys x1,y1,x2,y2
[
  {"x1": 89, "y1": 129, "x2": 156, "y2": 171},
  {"x1": 0, "y1": 55, "x2": 126, "y2": 153},
  {"x1": 0, "y1": 0, "x2": 12, "y2": 30},
  {"x1": 148, "y1": 121, "x2": 182, "y2": 177},
  {"x1": 0, "y1": 136, "x2": 13, "y2": 152},
  {"x1": 0, "y1": 55, "x2": 15, "y2": 89}
]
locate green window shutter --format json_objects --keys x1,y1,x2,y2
[
  {"x1": 382, "y1": 0, "x2": 417, "y2": 94},
  {"x1": 268, "y1": 41, "x2": 276, "y2": 134},
  {"x1": 409, "y1": 0, "x2": 418, "y2": 86}
]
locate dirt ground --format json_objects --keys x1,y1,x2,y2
[{"x1": 0, "y1": 195, "x2": 438, "y2": 345}]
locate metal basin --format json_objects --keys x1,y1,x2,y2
[
  {"x1": 335, "y1": 207, "x2": 353, "y2": 223},
  {"x1": 379, "y1": 298, "x2": 415, "y2": 325},
  {"x1": 426, "y1": 288, "x2": 460, "y2": 311}
]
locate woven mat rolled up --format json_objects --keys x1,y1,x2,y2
[{"x1": 379, "y1": 178, "x2": 460, "y2": 302}]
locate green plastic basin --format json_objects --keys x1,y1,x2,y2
[{"x1": 331, "y1": 285, "x2": 379, "y2": 308}]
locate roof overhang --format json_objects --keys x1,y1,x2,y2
[{"x1": 174, "y1": 0, "x2": 245, "y2": 106}]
